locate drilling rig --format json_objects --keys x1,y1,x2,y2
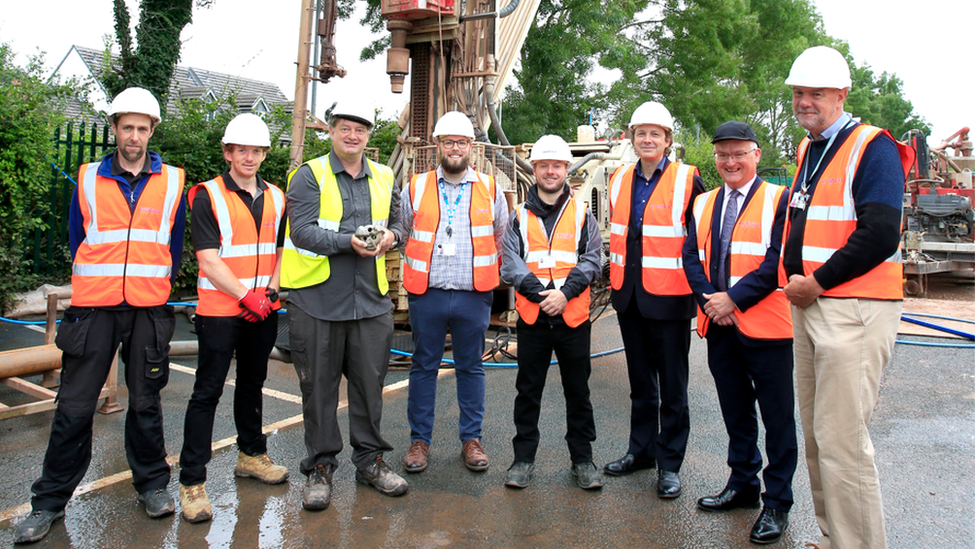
[{"x1": 288, "y1": 0, "x2": 645, "y2": 322}]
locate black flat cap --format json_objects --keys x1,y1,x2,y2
[{"x1": 712, "y1": 121, "x2": 758, "y2": 144}]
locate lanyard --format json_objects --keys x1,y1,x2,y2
[
  {"x1": 798, "y1": 118, "x2": 854, "y2": 194},
  {"x1": 438, "y1": 179, "x2": 465, "y2": 238}
]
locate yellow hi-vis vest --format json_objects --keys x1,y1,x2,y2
[{"x1": 280, "y1": 156, "x2": 394, "y2": 293}]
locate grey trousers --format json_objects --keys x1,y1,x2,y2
[{"x1": 289, "y1": 305, "x2": 394, "y2": 474}]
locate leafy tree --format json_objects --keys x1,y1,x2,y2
[
  {"x1": 502, "y1": 0, "x2": 650, "y2": 145},
  {"x1": 845, "y1": 64, "x2": 930, "y2": 140},
  {"x1": 104, "y1": 0, "x2": 213, "y2": 103},
  {"x1": 0, "y1": 44, "x2": 77, "y2": 312}
]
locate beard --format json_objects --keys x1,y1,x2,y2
[
  {"x1": 439, "y1": 151, "x2": 471, "y2": 175},
  {"x1": 119, "y1": 144, "x2": 146, "y2": 164}
]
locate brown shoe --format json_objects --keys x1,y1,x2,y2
[
  {"x1": 404, "y1": 440, "x2": 429, "y2": 473},
  {"x1": 462, "y1": 439, "x2": 489, "y2": 471}
]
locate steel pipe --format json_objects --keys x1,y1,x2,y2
[{"x1": 0, "y1": 345, "x2": 62, "y2": 379}]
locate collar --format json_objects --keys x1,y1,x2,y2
[
  {"x1": 328, "y1": 149, "x2": 373, "y2": 179},
  {"x1": 723, "y1": 175, "x2": 757, "y2": 200},
  {"x1": 436, "y1": 165, "x2": 479, "y2": 186},
  {"x1": 810, "y1": 112, "x2": 852, "y2": 142},
  {"x1": 222, "y1": 170, "x2": 266, "y2": 193},
  {"x1": 635, "y1": 156, "x2": 668, "y2": 180},
  {"x1": 109, "y1": 150, "x2": 154, "y2": 178}
]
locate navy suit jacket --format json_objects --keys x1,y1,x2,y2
[{"x1": 682, "y1": 176, "x2": 790, "y2": 347}]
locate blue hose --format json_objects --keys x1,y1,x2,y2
[{"x1": 900, "y1": 316, "x2": 975, "y2": 340}]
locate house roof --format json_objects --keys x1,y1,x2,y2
[{"x1": 55, "y1": 45, "x2": 293, "y2": 119}]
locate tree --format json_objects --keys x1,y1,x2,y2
[
  {"x1": 502, "y1": 0, "x2": 650, "y2": 145},
  {"x1": 845, "y1": 64, "x2": 930, "y2": 140},
  {"x1": 0, "y1": 44, "x2": 77, "y2": 311},
  {"x1": 104, "y1": 0, "x2": 213, "y2": 103}
]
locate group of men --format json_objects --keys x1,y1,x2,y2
[{"x1": 14, "y1": 44, "x2": 907, "y2": 549}]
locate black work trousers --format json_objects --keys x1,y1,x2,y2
[
  {"x1": 31, "y1": 305, "x2": 176, "y2": 512},
  {"x1": 616, "y1": 300, "x2": 691, "y2": 473},
  {"x1": 179, "y1": 313, "x2": 278, "y2": 486},
  {"x1": 512, "y1": 319, "x2": 596, "y2": 464}
]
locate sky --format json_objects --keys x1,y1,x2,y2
[{"x1": 1, "y1": 0, "x2": 973, "y2": 147}]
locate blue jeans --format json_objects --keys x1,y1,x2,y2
[{"x1": 407, "y1": 289, "x2": 492, "y2": 444}]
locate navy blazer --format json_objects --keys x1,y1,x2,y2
[{"x1": 682, "y1": 176, "x2": 790, "y2": 345}]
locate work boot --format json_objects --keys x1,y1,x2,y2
[
  {"x1": 571, "y1": 462, "x2": 604, "y2": 490},
  {"x1": 504, "y1": 462, "x2": 534, "y2": 489},
  {"x1": 302, "y1": 463, "x2": 334, "y2": 511},
  {"x1": 235, "y1": 452, "x2": 289, "y2": 484},
  {"x1": 356, "y1": 455, "x2": 408, "y2": 497},
  {"x1": 137, "y1": 487, "x2": 176, "y2": 518},
  {"x1": 12, "y1": 509, "x2": 64, "y2": 544},
  {"x1": 179, "y1": 483, "x2": 212, "y2": 523}
]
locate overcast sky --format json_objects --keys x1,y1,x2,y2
[{"x1": 1, "y1": 0, "x2": 973, "y2": 147}]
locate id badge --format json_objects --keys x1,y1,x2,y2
[
  {"x1": 440, "y1": 243, "x2": 457, "y2": 256},
  {"x1": 789, "y1": 191, "x2": 808, "y2": 211},
  {"x1": 538, "y1": 255, "x2": 556, "y2": 269}
]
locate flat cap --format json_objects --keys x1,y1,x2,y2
[{"x1": 712, "y1": 121, "x2": 758, "y2": 144}]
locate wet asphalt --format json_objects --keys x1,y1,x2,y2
[{"x1": 0, "y1": 309, "x2": 972, "y2": 548}]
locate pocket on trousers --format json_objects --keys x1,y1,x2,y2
[
  {"x1": 54, "y1": 307, "x2": 94, "y2": 357},
  {"x1": 145, "y1": 306, "x2": 176, "y2": 380}
]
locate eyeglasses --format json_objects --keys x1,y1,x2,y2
[
  {"x1": 439, "y1": 139, "x2": 472, "y2": 149},
  {"x1": 714, "y1": 148, "x2": 757, "y2": 162}
]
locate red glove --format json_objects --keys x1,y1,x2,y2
[{"x1": 238, "y1": 290, "x2": 272, "y2": 322}]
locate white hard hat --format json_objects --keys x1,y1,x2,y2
[
  {"x1": 628, "y1": 101, "x2": 674, "y2": 131},
  {"x1": 329, "y1": 100, "x2": 375, "y2": 129},
  {"x1": 785, "y1": 46, "x2": 852, "y2": 90},
  {"x1": 222, "y1": 113, "x2": 271, "y2": 148},
  {"x1": 529, "y1": 135, "x2": 573, "y2": 163},
  {"x1": 432, "y1": 111, "x2": 475, "y2": 139},
  {"x1": 108, "y1": 87, "x2": 161, "y2": 124}
]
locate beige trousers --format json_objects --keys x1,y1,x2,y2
[{"x1": 793, "y1": 297, "x2": 901, "y2": 549}]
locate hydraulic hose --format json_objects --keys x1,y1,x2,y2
[{"x1": 499, "y1": 0, "x2": 520, "y2": 18}]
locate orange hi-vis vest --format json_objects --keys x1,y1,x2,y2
[
  {"x1": 402, "y1": 170, "x2": 500, "y2": 294},
  {"x1": 779, "y1": 124, "x2": 912, "y2": 300},
  {"x1": 514, "y1": 197, "x2": 591, "y2": 328},
  {"x1": 608, "y1": 161, "x2": 696, "y2": 296},
  {"x1": 71, "y1": 160, "x2": 184, "y2": 307},
  {"x1": 188, "y1": 175, "x2": 285, "y2": 317},
  {"x1": 693, "y1": 181, "x2": 792, "y2": 339}
]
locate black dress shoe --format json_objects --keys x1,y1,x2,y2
[
  {"x1": 656, "y1": 469, "x2": 681, "y2": 499},
  {"x1": 697, "y1": 487, "x2": 761, "y2": 512},
  {"x1": 749, "y1": 507, "x2": 788, "y2": 545},
  {"x1": 603, "y1": 454, "x2": 655, "y2": 476}
]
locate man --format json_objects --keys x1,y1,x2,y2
[
  {"x1": 604, "y1": 101, "x2": 704, "y2": 499},
  {"x1": 781, "y1": 46, "x2": 911, "y2": 549},
  {"x1": 13, "y1": 87, "x2": 186, "y2": 544},
  {"x1": 400, "y1": 111, "x2": 508, "y2": 475},
  {"x1": 178, "y1": 113, "x2": 288, "y2": 523},
  {"x1": 682, "y1": 121, "x2": 796, "y2": 544},
  {"x1": 500, "y1": 135, "x2": 603, "y2": 490},
  {"x1": 282, "y1": 100, "x2": 408, "y2": 511}
]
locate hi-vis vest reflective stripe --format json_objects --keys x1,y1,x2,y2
[
  {"x1": 189, "y1": 176, "x2": 285, "y2": 316},
  {"x1": 402, "y1": 170, "x2": 500, "y2": 294},
  {"x1": 693, "y1": 181, "x2": 792, "y2": 340},
  {"x1": 515, "y1": 198, "x2": 591, "y2": 328},
  {"x1": 778, "y1": 125, "x2": 912, "y2": 300},
  {"x1": 280, "y1": 156, "x2": 393, "y2": 293},
  {"x1": 71, "y1": 161, "x2": 184, "y2": 307},
  {"x1": 608, "y1": 162, "x2": 696, "y2": 296}
]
